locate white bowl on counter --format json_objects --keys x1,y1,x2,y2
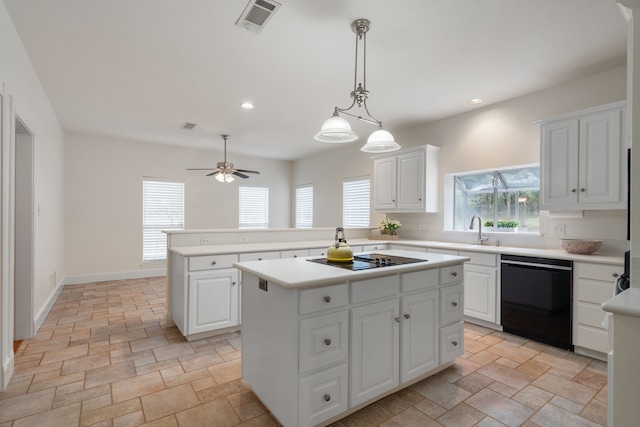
[{"x1": 559, "y1": 239, "x2": 603, "y2": 255}]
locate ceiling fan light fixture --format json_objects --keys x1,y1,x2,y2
[
  {"x1": 316, "y1": 18, "x2": 400, "y2": 153},
  {"x1": 360, "y1": 128, "x2": 401, "y2": 153},
  {"x1": 314, "y1": 114, "x2": 359, "y2": 143},
  {"x1": 215, "y1": 173, "x2": 235, "y2": 183}
]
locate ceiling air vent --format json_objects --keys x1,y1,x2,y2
[
  {"x1": 235, "y1": 0, "x2": 281, "y2": 34},
  {"x1": 181, "y1": 122, "x2": 197, "y2": 130}
]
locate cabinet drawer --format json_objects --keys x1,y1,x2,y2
[
  {"x1": 362, "y1": 244, "x2": 388, "y2": 252},
  {"x1": 459, "y1": 251, "x2": 497, "y2": 267},
  {"x1": 427, "y1": 248, "x2": 457, "y2": 256},
  {"x1": 402, "y1": 268, "x2": 438, "y2": 293},
  {"x1": 576, "y1": 262, "x2": 623, "y2": 282},
  {"x1": 389, "y1": 244, "x2": 423, "y2": 252},
  {"x1": 351, "y1": 275, "x2": 400, "y2": 304},
  {"x1": 440, "y1": 284, "x2": 464, "y2": 325},
  {"x1": 309, "y1": 247, "x2": 328, "y2": 257},
  {"x1": 281, "y1": 249, "x2": 310, "y2": 259},
  {"x1": 440, "y1": 265, "x2": 463, "y2": 285},
  {"x1": 238, "y1": 251, "x2": 280, "y2": 262},
  {"x1": 299, "y1": 311, "x2": 348, "y2": 374},
  {"x1": 575, "y1": 325, "x2": 610, "y2": 354},
  {"x1": 188, "y1": 254, "x2": 238, "y2": 271},
  {"x1": 299, "y1": 284, "x2": 348, "y2": 315},
  {"x1": 578, "y1": 280, "x2": 615, "y2": 304},
  {"x1": 440, "y1": 321, "x2": 464, "y2": 364},
  {"x1": 299, "y1": 363, "x2": 348, "y2": 427},
  {"x1": 577, "y1": 301, "x2": 607, "y2": 329}
]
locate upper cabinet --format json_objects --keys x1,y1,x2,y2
[
  {"x1": 373, "y1": 145, "x2": 440, "y2": 213},
  {"x1": 539, "y1": 101, "x2": 627, "y2": 211}
]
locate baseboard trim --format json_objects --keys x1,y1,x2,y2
[
  {"x1": 34, "y1": 280, "x2": 66, "y2": 332},
  {"x1": 1, "y1": 352, "x2": 14, "y2": 392},
  {"x1": 64, "y1": 268, "x2": 166, "y2": 286}
]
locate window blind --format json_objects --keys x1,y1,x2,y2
[
  {"x1": 295, "y1": 185, "x2": 313, "y2": 228},
  {"x1": 142, "y1": 178, "x2": 184, "y2": 262},
  {"x1": 239, "y1": 186, "x2": 269, "y2": 228},
  {"x1": 343, "y1": 177, "x2": 370, "y2": 228}
]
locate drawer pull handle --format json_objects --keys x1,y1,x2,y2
[
  {"x1": 324, "y1": 338, "x2": 332, "y2": 346},
  {"x1": 613, "y1": 273, "x2": 619, "y2": 278},
  {"x1": 324, "y1": 394, "x2": 331, "y2": 402},
  {"x1": 452, "y1": 341, "x2": 458, "y2": 346},
  {"x1": 450, "y1": 271, "x2": 458, "y2": 277},
  {"x1": 451, "y1": 301, "x2": 458, "y2": 307},
  {"x1": 395, "y1": 317, "x2": 401, "y2": 323},
  {"x1": 324, "y1": 296, "x2": 331, "y2": 303},
  {"x1": 211, "y1": 261, "x2": 217, "y2": 266},
  {"x1": 404, "y1": 313, "x2": 410, "y2": 319}
]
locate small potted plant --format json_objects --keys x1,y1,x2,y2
[
  {"x1": 378, "y1": 219, "x2": 401, "y2": 238},
  {"x1": 483, "y1": 220, "x2": 494, "y2": 231},
  {"x1": 497, "y1": 220, "x2": 519, "y2": 232}
]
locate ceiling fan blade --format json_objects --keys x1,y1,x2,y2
[
  {"x1": 232, "y1": 171, "x2": 250, "y2": 179},
  {"x1": 206, "y1": 170, "x2": 221, "y2": 176},
  {"x1": 235, "y1": 169, "x2": 260, "y2": 174},
  {"x1": 187, "y1": 168, "x2": 216, "y2": 170}
]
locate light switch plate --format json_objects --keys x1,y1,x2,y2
[{"x1": 552, "y1": 224, "x2": 566, "y2": 236}]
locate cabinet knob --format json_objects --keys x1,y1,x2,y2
[
  {"x1": 258, "y1": 258, "x2": 262, "y2": 261},
  {"x1": 571, "y1": 188, "x2": 577, "y2": 193},
  {"x1": 580, "y1": 188, "x2": 586, "y2": 192},
  {"x1": 324, "y1": 394, "x2": 331, "y2": 402},
  {"x1": 404, "y1": 313, "x2": 410, "y2": 319},
  {"x1": 419, "y1": 198, "x2": 422, "y2": 201},
  {"x1": 450, "y1": 271, "x2": 458, "y2": 277},
  {"x1": 293, "y1": 255, "x2": 298, "y2": 258},
  {"x1": 613, "y1": 273, "x2": 619, "y2": 278},
  {"x1": 324, "y1": 296, "x2": 331, "y2": 303},
  {"x1": 451, "y1": 301, "x2": 458, "y2": 307},
  {"x1": 324, "y1": 338, "x2": 332, "y2": 346},
  {"x1": 452, "y1": 341, "x2": 458, "y2": 346},
  {"x1": 232, "y1": 282, "x2": 236, "y2": 286},
  {"x1": 392, "y1": 199, "x2": 396, "y2": 203},
  {"x1": 211, "y1": 261, "x2": 217, "y2": 266},
  {"x1": 395, "y1": 317, "x2": 401, "y2": 323}
]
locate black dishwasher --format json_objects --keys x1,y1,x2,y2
[{"x1": 500, "y1": 254, "x2": 573, "y2": 350}]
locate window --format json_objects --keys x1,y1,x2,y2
[
  {"x1": 295, "y1": 184, "x2": 313, "y2": 228},
  {"x1": 452, "y1": 165, "x2": 540, "y2": 233},
  {"x1": 239, "y1": 186, "x2": 269, "y2": 228},
  {"x1": 142, "y1": 178, "x2": 184, "y2": 262},
  {"x1": 343, "y1": 177, "x2": 370, "y2": 228}
]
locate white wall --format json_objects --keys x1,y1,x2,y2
[
  {"x1": 0, "y1": 1, "x2": 66, "y2": 389},
  {"x1": 293, "y1": 65, "x2": 629, "y2": 252},
  {"x1": 64, "y1": 133, "x2": 292, "y2": 278}
]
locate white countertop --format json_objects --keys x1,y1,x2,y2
[
  {"x1": 233, "y1": 250, "x2": 470, "y2": 289},
  {"x1": 602, "y1": 288, "x2": 640, "y2": 318},
  {"x1": 170, "y1": 238, "x2": 623, "y2": 265}
]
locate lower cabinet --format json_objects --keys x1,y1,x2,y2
[
  {"x1": 241, "y1": 263, "x2": 465, "y2": 427},
  {"x1": 459, "y1": 251, "x2": 498, "y2": 325}
]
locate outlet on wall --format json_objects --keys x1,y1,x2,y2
[
  {"x1": 552, "y1": 224, "x2": 566, "y2": 236},
  {"x1": 239, "y1": 236, "x2": 248, "y2": 243},
  {"x1": 200, "y1": 238, "x2": 210, "y2": 245}
]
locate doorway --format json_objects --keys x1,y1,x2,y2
[{"x1": 14, "y1": 115, "x2": 34, "y2": 340}]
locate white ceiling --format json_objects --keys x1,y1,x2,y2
[{"x1": 3, "y1": 0, "x2": 628, "y2": 161}]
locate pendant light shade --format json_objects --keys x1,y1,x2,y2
[
  {"x1": 360, "y1": 129, "x2": 401, "y2": 153},
  {"x1": 314, "y1": 19, "x2": 400, "y2": 153},
  {"x1": 314, "y1": 114, "x2": 359, "y2": 143}
]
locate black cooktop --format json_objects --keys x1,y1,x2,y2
[{"x1": 307, "y1": 253, "x2": 427, "y2": 271}]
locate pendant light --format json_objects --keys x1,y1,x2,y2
[{"x1": 314, "y1": 19, "x2": 400, "y2": 153}]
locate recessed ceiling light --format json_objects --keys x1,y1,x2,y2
[
  {"x1": 469, "y1": 98, "x2": 484, "y2": 105},
  {"x1": 241, "y1": 102, "x2": 254, "y2": 109}
]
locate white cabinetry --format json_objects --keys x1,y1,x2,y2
[
  {"x1": 540, "y1": 101, "x2": 626, "y2": 211},
  {"x1": 459, "y1": 251, "x2": 498, "y2": 325},
  {"x1": 171, "y1": 254, "x2": 240, "y2": 339},
  {"x1": 573, "y1": 262, "x2": 622, "y2": 357},
  {"x1": 373, "y1": 145, "x2": 440, "y2": 213}
]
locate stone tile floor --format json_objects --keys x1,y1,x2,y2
[{"x1": 0, "y1": 277, "x2": 607, "y2": 426}]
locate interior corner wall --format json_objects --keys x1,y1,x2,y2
[
  {"x1": 0, "y1": 2, "x2": 66, "y2": 387},
  {"x1": 64, "y1": 134, "x2": 292, "y2": 278}
]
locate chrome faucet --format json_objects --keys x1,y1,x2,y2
[{"x1": 469, "y1": 215, "x2": 489, "y2": 245}]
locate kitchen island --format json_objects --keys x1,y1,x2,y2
[{"x1": 234, "y1": 250, "x2": 469, "y2": 427}]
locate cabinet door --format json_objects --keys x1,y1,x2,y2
[
  {"x1": 350, "y1": 299, "x2": 399, "y2": 407},
  {"x1": 400, "y1": 290, "x2": 438, "y2": 383},
  {"x1": 397, "y1": 151, "x2": 424, "y2": 211},
  {"x1": 463, "y1": 264, "x2": 497, "y2": 323},
  {"x1": 373, "y1": 157, "x2": 397, "y2": 212},
  {"x1": 579, "y1": 108, "x2": 623, "y2": 205},
  {"x1": 188, "y1": 269, "x2": 239, "y2": 334},
  {"x1": 541, "y1": 119, "x2": 579, "y2": 209}
]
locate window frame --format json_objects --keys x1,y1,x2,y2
[
  {"x1": 343, "y1": 176, "x2": 371, "y2": 228},
  {"x1": 295, "y1": 184, "x2": 313, "y2": 228},
  {"x1": 142, "y1": 177, "x2": 185, "y2": 263},
  {"x1": 239, "y1": 185, "x2": 269, "y2": 229}
]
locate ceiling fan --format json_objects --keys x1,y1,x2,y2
[{"x1": 188, "y1": 134, "x2": 260, "y2": 182}]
